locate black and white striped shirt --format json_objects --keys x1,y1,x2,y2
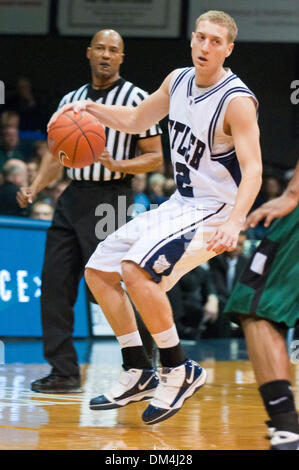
[{"x1": 58, "y1": 78, "x2": 162, "y2": 182}]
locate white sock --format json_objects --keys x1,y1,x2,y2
[
  {"x1": 152, "y1": 324, "x2": 179, "y2": 349},
  {"x1": 117, "y1": 330, "x2": 143, "y2": 348}
]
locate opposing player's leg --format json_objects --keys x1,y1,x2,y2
[
  {"x1": 241, "y1": 317, "x2": 291, "y2": 384},
  {"x1": 241, "y1": 316, "x2": 299, "y2": 450},
  {"x1": 224, "y1": 206, "x2": 299, "y2": 448}
]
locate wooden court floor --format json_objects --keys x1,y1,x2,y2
[{"x1": 0, "y1": 359, "x2": 298, "y2": 450}]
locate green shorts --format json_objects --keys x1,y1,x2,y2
[{"x1": 224, "y1": 204, "x2": 299, "y2": 327}]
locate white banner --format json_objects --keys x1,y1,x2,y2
[
  {"x1": 58, "y1": 0, "x2": 181, "y2": 37},
  {"x1": 0, "y1": 0, "x2": 50, "y2": 34},
  {"x1": 188, "y1": 0, "x2": 299, "y2": 42}
]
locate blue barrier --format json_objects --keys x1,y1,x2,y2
[{"x1": 0, "y1": 216, "x2": 89, "y2": 337}]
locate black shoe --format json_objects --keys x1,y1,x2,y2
[{"x1": 31, "y1": 374, "x2": 82, "y2": 393}]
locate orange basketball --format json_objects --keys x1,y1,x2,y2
[{"x1": 47, "y1": 110, "x2": 106, "y2": 168}]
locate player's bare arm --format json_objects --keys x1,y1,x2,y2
[
  {"x1": 17, "y1": 150, "x2": 63, "y2": 208},
  {"x1": 48, "y1": 72, "x2": 176, "y2": 134},
  {"x1": 96, "y1": 135, "x2": 163, "y2": 174},
  {"x1": 207, "y1": 97, "x2": 262, "y2": 254},
  {"x1": 246, "y1": 159, "x2": 299, "y2": 228}
]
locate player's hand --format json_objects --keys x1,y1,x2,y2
[
  {"x1": 16, "y1": 187, "x2": 37, "y2": 208},
  {"x1": 47, "y1": 100, "x2": 89, "y2": 131},
  {"x1": 245, "y1": 194, "x2": 298, "y2": 229},
  {"x1": 203, "y1": 308, "x2": 218, "y2": 324},
  {"x1": 203, "y1": 295, "x2": 219, "y2": 323},
  {"x1": 95, "y1": 147, "x2": 116, "y2": 171},
  {"x1": 206, "y1": 220, "x2": 243, "y2": 254}
]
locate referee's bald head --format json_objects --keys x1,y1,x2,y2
[{"x1": 90, "y1": 29, "x2": 124, "y2": 53}]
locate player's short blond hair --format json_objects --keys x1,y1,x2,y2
[{"x1": 195, "y1": 10, "x2": 238, "y2": 43}]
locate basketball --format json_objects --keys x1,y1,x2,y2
[{"x1": 47, "y1": 110, "x2": 106, "y2": 168}]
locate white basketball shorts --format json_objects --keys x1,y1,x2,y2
[{"x1": 86, "y1": 193, "x2": 231, "y2": 292}]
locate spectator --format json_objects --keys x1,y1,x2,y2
[
  {"x1": 148, "y1": 173, "x2": 167, "y2": 205},
  {"x1": 262, "y1": 174, "x2": 285, "y2": 201},
  {"x1": 0, "y1": 110, "x2": 20, "y2": 129},
  {"x1": 6, "y1": 77, "x2": 49, "y2": 132},
  {"x1": 163, "y1": 177, "x2": 176, "y2": 198},
  {"x1": 27, "y1": 159, "x2": 40, "y2": 186},
  {"x1": 131, "y1": 173, "x2": 151, "y2": 216},
  {"x1": 31, "y1": 201, "x2": 54, "y2": 221},
  {"x1": 0, "y1": 159, "x2": 28, "y2": 217},
  {"x1": 49, "y1": 180, "x2": 70, "y2": 207},
  {"x1": 249, "y1": 173, "x2": 285, "y2": 240},
  {"x1": 208, "y1": 232, "x2": 248, "y2": 338},
  {"x1": 39, "y1": 177, "x2": 66, "y2": 206},
  {"x1": 0, "y1": 126, "x2": 33, "y2": 170},
  {"x1": 31, "y1": 140, "x2": 49, "y2": 164}
]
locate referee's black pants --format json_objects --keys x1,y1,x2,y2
[{"x1": 41, "y1": 179, "x2": 135, "y2": 377}]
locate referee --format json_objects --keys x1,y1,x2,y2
[{"x1": 17, "y1": 29, "x2": 163, "y2": 393}]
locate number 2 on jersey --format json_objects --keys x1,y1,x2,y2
[{"x1": 175, "y1": 162, "x2": 193, "y2": 197}]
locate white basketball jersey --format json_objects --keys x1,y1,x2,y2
[{"x1": 169, "y1": 67, "x2": 258, "y2": 210}]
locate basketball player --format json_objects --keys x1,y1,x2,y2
[
  {"x1": 17, "y1": 30, "x2": 163, "y2": 393},
  {"x1": 224, "y1": 159, "x2": 299, "y2": 450},
  {"x1": 49, "y1": 11, "x2": 262, "y2": 424}
]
